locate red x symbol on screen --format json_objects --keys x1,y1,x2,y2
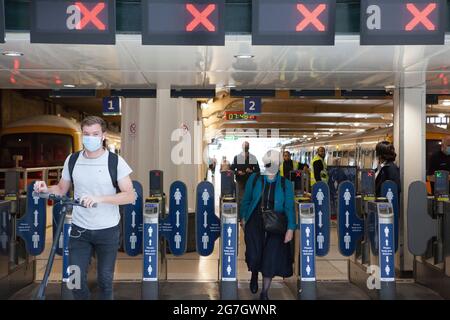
[
  {"x1": 155, "y1": 172, "x2": 160, "y2": 177},
  {"x1": 75, "y1": 2, "x2": 106, "y2": 30},
  {"x1": 227, "y1": 171, "x2": 232, "y2": 176},
  {"x1": 405, "y1": 3, "x2": 436, "y2": 31},
  {"x1": 296, "y1": 4, "x2": 326, "y2": 31},
  {"x1": 186, "y1": 4, "x2": 216, "y2": 32},
  {"x1": 367, "y1": 171, "x2": 374, "y2": 177},
  {"x1": 296, "y1": 171, "x2": 302, "y2": 177}
]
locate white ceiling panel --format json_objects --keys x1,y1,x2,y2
[{"x1": 0, "y1": 33, "x2": 450, "y2": 90}]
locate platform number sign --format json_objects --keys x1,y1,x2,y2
[
  {"x1": 244, "y1": 97, "x2": 262, "y2": 115},
  {"x1": 103, "y1": 96, "x2": 121, "y2": 116}
]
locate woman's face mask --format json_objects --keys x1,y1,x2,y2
[{"x1": 83, "y1": 135, "x2": 103, "y2": 152}]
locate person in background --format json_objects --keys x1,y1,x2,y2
[
  {"x1": 240, "y1": 150, "x2": 296, "y2": 300},
  {"x1": 279, "y1": 150, "x2": 299, "y2": 180},
  {"x1": 220, "y1": 155, "x2": 231, "y2": 172},
  {"x1": 374, "y1": 141, "x2": 400, "y2": 196},
  {"x1": 231, "y1": 141, "x2": 260, "y2": 209},
  {"x1": 310, "y1": 147, "x2": 328, "y2": 186},
  {"x1": 427, "y1": 137, "x2": 450, "y2": 193}
]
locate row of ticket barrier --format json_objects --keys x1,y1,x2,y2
[{"x1": 1, "y1": 169, "x2": 449, "y2": 299}]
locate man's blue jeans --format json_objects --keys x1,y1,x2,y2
[{"x1": 69, "y1": 223, "x2": 120, "y2": 300}]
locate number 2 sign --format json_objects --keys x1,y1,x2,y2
[{"x1": 244, "y1": 97, "x2": 262, "y2": 115}]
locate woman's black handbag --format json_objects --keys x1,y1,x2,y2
[
  {"x1": 256, "y1": 174, "x2": 288, "y2": 235},
  {"x1": 261, "y1": 209, "x2": 287, "y2": 235}
]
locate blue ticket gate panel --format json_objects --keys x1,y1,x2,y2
[
  {"x1": 220, "y1": 200, "x2": 237, "y2": 300},
  {"x1": 195, "y1": 181, "x2": 220, "y2": 256},
  {"x1": 312, "y1": 182, "x2": 330, "y2": 256},
  {"x1": 380, "y1": 181, "x2": 399, "y2": 252},
  {"x1": 367, "y1": 201, "x2": 396, "y2": 300},
  {"x1": 298, "y1": 202, "x2": 316, "y2": 300},
  {"x1": 16, "y1": 182, "x2": 46, "y2": 256},
  {"x1": 142, "y1": 200, "x2": 159, "y2": 300},
  {"x1": 337, "y1": 181, "x2": 364, "y2": 256},
  {"x1": 160, "y1": 181, "x2": 188, "y2": 256},
  {"x1": 123, "y1": 181, "x2": 144, "y2": 257}
]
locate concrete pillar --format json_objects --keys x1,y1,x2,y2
[
  {"x1": 393, "y1": 73, "x2": 426, "y2": 273},
  {"x1": 120, "y1": 90, "x2": 202, "y2": 211}
]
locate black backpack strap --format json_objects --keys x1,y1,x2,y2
[
  {"x1": 68, "y1": 151, "x2": 81, "y2": 184},
  {"x1": 108, "y1": 151, "x2": 120, "y2": 192},
  {"x1": 281, "y1": 175, "x2": 286, "y2": 193}
]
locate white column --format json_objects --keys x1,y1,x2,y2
[
  {"x1": 121, "y1": 91, "x2": 202, "y2": 210},
  {"x1": 120, "y1": 98, "x2": 158, "y2": 198},
  {"x1": 394, "y1": 75, "x2": 426, "y2": 272}
]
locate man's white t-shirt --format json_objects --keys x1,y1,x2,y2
[{"x1": 61, "y1": 150, "x2": 133, "y2": 230}]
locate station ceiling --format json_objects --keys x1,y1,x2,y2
[
  {"x1": 1, "y1": 34, "x2": 450, "y2": 92},
  {"x1": 3, "y1": 33, "x2": 450, "y2": 138}
]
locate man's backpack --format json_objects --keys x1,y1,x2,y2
[{"x1": 68, "y1": 151, "x2": 120, "y2": 192}]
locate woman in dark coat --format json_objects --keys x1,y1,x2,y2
[
  {"x1": 240, "y1": 150, "x2": 296, "y2": 300},
  {"x1": 374, "y1": 141, "x2": 401, "y2": 196}
]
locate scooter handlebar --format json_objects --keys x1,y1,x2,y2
[{"x1": 32, "y1": 192, "x2": 97, "y2": 208}]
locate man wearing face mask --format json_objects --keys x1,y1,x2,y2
[
  {"x1": 231, "y1": 141, "x2": 260, "y2": 211},
  {"x1": 34, "y1": 116, "x2": 136, "y2": 300},
  {"x1": 427, "y1": 137, "x2": 450, "y2": 193}
]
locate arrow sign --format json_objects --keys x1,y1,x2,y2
[
  {"x1": 318, "y1": 211, "x2": 323, "y2": 228},
  {"x1": 131, "y1": 211, "x2": 136, "y2": 228},
  {"x1": 203, "y1": 211, "x2": 208, "y2": 228},
  {"x1": 33, "y1": 210, "x2": 39, "y2": 227},
  {"x1": 345, "y1": 211, "x2": 350, "y2": 228},
  {"x1": 228, "y1": 256, "x2": 231, "y2": 263},
  {"x1": 176, "y1": 211, "x2": 180, "y2": 228},
  {"x1": 228, "y1": 239, "x2": 231, "y2": 246}
]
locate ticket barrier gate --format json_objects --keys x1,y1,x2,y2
[
  {"x1": 367, "y1": 201, "x2": 396, "y2": 300},
  {"x1": 291, "y1": 174, "x2": 331, "y2": 300},
  {"x1": 122, "y1": 171, "x2": 188, "y2": 300},
  {"x1": 220, "y1": 198, "x2": 238, "y2": 300},
  {"x1": 407, "y1": 170, "x2": 450, "y2": 299},
  {"x1": 0, "y1": 171, "x2": 33, "y2": 299},
  {"x1": 340, "y1": 171, "x2": 399, "y2": 299},
  {"x1": 195, "y1": 172, "x2": 237, "y2": 299}
]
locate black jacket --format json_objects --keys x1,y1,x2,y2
[{"x1": 375, "y1": 161, "x2": 401, "y2": 197}]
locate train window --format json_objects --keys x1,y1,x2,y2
[{"x1": 0, "y1": 133, "x2": 73, "y2": 168}]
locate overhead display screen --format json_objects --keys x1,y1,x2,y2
[
  {"x1": 142, "y1": 0, "x2": 225, "y2": 45},
  {"x1": 30, "y1": 0, "x2": 116, "y2": 44},
  {"x1": 360, "y1": 0, "x2": 446, "y2": 45},
  {"x1": 252, "y1": 0, "x2": 336, "y2": 45}
]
